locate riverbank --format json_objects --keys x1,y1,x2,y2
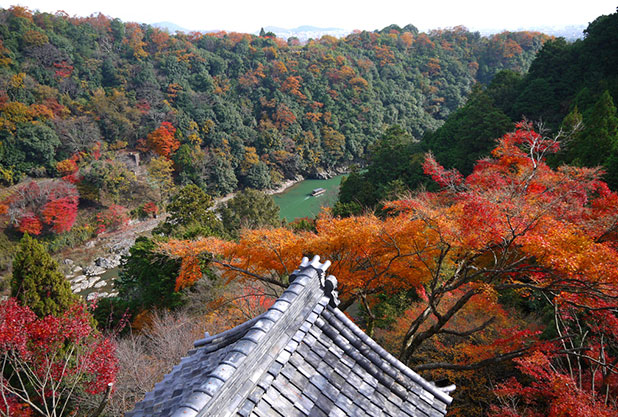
[
  {"x1": 61, "y1": 216, "x2": 164, "y2": 300},
  {"x1": 63, "y1": 169, "x2": 349, "y2": 300},
  {"x1": 273, "y1": 174, "x2": 346, "y2": 221},
  {"x1": 267, "y1": 176, "x2": 305, "y2": 195}
]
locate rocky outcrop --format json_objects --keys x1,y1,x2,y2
[
  {"x1": 267, "y1": 175, "x2": 304, "y2": 195},
  {"x1": 308, "y1": 166, "x2": 349, "y2": 180},
  {"x1": 60, "y1": 216, "x2": 162, "y2": 302},
  {"x1": 64, "y1": 229, "x2": 137, "y2": 298},
  {"x1": 94, "y1": 254, "x2": 122, "y2": 270}
]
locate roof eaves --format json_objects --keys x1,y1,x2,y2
[
  {"x1": 329, "y1": 307, "x2": 453, "y2": 406},
  {"x1": 175, "y1": 256, "x2": 332, "y2": 417}
]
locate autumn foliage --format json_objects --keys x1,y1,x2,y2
[
  {"x1": 95, "y1": 204, "x2": 129, "y2": 234},
  {"x1": 4, "y1": 179, "x2": 79, "y2": 235},
  {"x1": 56, "y1": 154, "x2": 81, "y2": 184},
  {"x1": 141, "y1": 122, "x2": 179, "y2": 158},
  {"x1": 0, "y1": 299, "x2": 117, "y2": 416},
  {"x1": 142, "y1": 201, "x2": 158, "y2": 217},
  {"x1": 492, "y1": 349, "x2": 618, "y2": 417},
  {"x1": 162, "y1": 123, "x2": 618, "y2": 413}
]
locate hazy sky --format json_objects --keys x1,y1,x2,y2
[{"x1": 1, "y1": 0, "x2": 616, "y2": 33}]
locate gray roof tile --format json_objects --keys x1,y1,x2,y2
[
  {"x1": 236, "y1": 399, "x2": 255, "y2": 417},
  {"x1": 127, "y1": 256, "x2": 452, "y2": 417}
]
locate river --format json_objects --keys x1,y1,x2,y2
[
  {"x1": 69, "y1": 176, "x2": 346, "y2": 297},
  {"x1": 273, "y1": 174, "x2": 345, "y2": 221}
]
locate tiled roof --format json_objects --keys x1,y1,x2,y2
[{"x1": 127, "y1": 256, "x2": 453, "y2": 417}]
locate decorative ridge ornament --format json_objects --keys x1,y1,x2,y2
[
  {"x1": 127, "y1": 256, "x2": 451, "y2": 417},
  {"x1": 290, "y1": 255, "x2": 339, "y2": 307}
]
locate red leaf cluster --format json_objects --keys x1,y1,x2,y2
[
  {"x1": 17, "y1": 213, "x2": 43, "y2": 235},
  {"x1": 5, "y1": 179, "x2": 79, "y2": 235},
  {"x1": 492, "y1": 348, "x2": 618, "y2": 417},
  {"x1": 0, "y1": 298, "x2": 118, "y2": 412},
  {"x1": 422, "y1": 153, "x2": 464, "y2": 190},
  {"x1": 52, "y1": 61, "x2": 73, "y2": 78},
  {"x1": 142, "y1": 201, "x2": 158, "y2": 217},
  {"x1": 143, "y1": 121, "x2": 179, "y2": 158},
  {"x1": 95, "y1": 204, "x2": 129, "y2": 235}
]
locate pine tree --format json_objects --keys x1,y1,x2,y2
[
  {"x1": 10, "y1": 234, "x2": 78, "y2": 317},
  {"x1": 571, "y1": 90, "x2": 618, "y2": 167},
  {"x1": 218, "y1": 188, "x2": 280, "y2": 237}
]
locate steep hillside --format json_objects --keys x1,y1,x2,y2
[
  {"x1": 337, "y1": 8, "x2": 618, "y2": 211},
  {"x1": 0, "y1": 6, "x2": 548, "y2": 194},
  {"x1": 0, "y1": 6, "x2": 551, "y2": 279}
]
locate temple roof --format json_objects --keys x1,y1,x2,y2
[{"x1": 126, "y1": 256, "x2": 453, "y2": 417}]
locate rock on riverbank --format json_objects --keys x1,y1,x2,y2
[{"x1": 63, "y1": 217, "x2": 162, "y2": 300}]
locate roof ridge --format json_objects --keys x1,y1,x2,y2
[
  {"x1": 329, "y1": 307, "x2": 453, "y2": 405},
  {"x1": 193, "y1": 313, "x2": 264, "y2": 350},
  {"x1": 171, "y1": 256, "x2": 332, "y2": 417},
  {"x1": 234, "y1": 294, "x2": 332, "y2": 416}
]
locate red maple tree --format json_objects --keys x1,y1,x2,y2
[
  {"x1": 0, "y1": 299, "x2": 117, "y2": 416},
  {"x1": 4, "y1": 180, "x2": 79, "y2": 235},
  {"x1": 142, "y1": 122, "x2": 179, "y2": 158},
  {"x1": 95, "y1": 204, "x2": 129, "y2": 235}
]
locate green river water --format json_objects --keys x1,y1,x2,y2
[
  {"x1": 75, "y1": 176, "x2": 346, "y2": 291},
  {"x1": 273, "y1": 174, "x2": 345, "y2": 221}
]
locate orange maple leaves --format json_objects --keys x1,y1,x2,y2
[
  {"x1": 141, "y1": 122, "x2": 179, "y2": 158},
  {"x1": 161, "y1": 211, "x2": 441, "y2": 296},
  {"x1": 160, "y1": 124, "x2": 618, "y2": 384}
]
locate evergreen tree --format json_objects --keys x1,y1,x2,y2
[
  {"x1": 337, "y1": 169, "x2": 378, "y2": 209},
  {"x1": 10, "y1": 234, "x2": 78, "y2": 317},
  {"x1": 572, "y1": 90, "x2": 618, "y2": 167},
  {"x1": 337, "y1": 127, "x2": 432, "y2": 211},
  {"x1": 218, "y1": 189, "x2": 280, "y2": 236},
  {"x1": 424, "y1": 85, "x2": 513, "y2": 175},
  {"x1": 604, "y1": 148, "x2": 618, "y2": 190},
  {"x1": 486, "y1": 70, "x2": 523, "y2": 120},
  {"x1": 367, "y1": 126, "x2": 419, "y2": 187},
  {"x1": 154, "y1": 184, "x2": 224, "y2": 238},
  {"x1": 550, "y1": 105, "x2": 584, "y2": 167},
  {"x1": 115, "y1": 236, "x2": 183, "y2": 312}
]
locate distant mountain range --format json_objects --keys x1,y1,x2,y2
[
  {"x1": 261, "y1": 25, "x2": 350, "y2": 40},
  {"x1": 151, "y1": 21, "x2": 587, "y2": 41},
  {"x1": 150, "y1": 22, "x2": 350, "y2": 40},
  {"x1": 151, "y1": 21, "x2": 192, "y2": 33},
  {"x1": 525, "y1": 24, "x2": 586, "y2": 41},
  {"x1": 474, "y1": 24, "x2": 586, "y2": 40}
]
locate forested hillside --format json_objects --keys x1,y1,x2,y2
[
  {"x1": 3, "y1": 5, "x2": 618, "y2": 417},
  {"x1": 0, "y1": 6, "x2": 548, "y2": 195},
  {"x1": 337, "y1": 8, "x2": 618, "y2": 212}
]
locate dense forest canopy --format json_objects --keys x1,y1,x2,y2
[
  {"x1": 6, "y1": 5, "x2": 618, "y2": 417},
  {"x1": 0, "y1": 5, "x2": 549, "y2": 195},
  {"x1": 337, "y1": 9, "x2": 618, "y2": 212}
]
